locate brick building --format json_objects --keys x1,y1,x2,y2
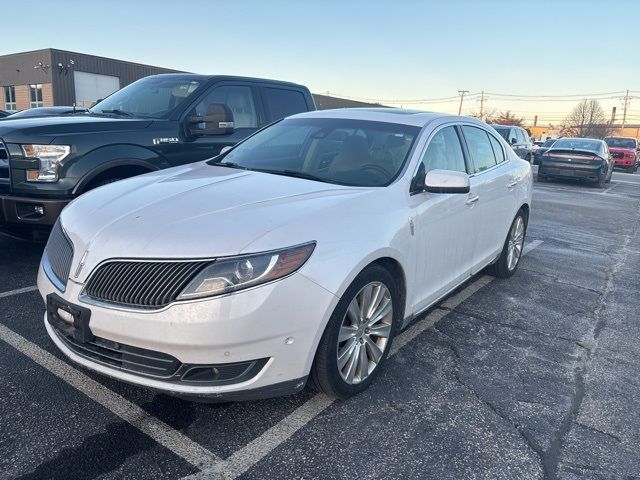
[{"x1": 0, "y1": 48, "x2": 179, "y2": 111}]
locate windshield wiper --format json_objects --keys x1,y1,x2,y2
[
  {"x1": 209, "y1": 161, "x2": 248, "y2": 170},
  {"x1": 99, "y1": 109, "x2": 134, "y2": 117},
  {"x1": 252, "y1": 168, "x2": 336, "y2": 184}
]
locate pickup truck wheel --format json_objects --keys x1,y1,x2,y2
[
  {"x1": 486, "y1": 211, "x2": 527, "y2": 279},
  {"x1": 309, "y1": 265, "x2": 400, "y2": 399}
]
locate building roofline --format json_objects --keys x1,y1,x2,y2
[{"x1": 0, "y1": 48, "x2": 183, "y2": 73}]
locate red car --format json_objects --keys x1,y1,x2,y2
[{"x1": 604, "y1": 136, "x2": 639, "y2": 172}]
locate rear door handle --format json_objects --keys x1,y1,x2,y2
[
  {"x1": 465, "y1": 194, "x2": 479, "y2": 205},
  {"x1": 507, "y1": 180, "x2": 518, "y2": 188}
]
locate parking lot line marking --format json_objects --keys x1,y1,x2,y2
[
  {"x1": 184, "y1": 241, "x2": 543, "y2": 480},
  {"x1": 0, "y1": 323, "x2": 222, "y2": 470},
  {"x1": 0, "y1": 285, "x2": 38, "y2": 298}
]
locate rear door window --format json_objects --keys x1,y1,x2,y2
[
  {"x1": 488, "y1": 133, "x2": 506, "y2": 163},
  {"x1": 515, "y1": 128, "x2": 525, "y2": 144},
  {"x1": 462, "y1": 126, "x2": 498, "y2": 173},
  {"x1": 263, "y1": 88, "x2": 309, "y2": 122}
]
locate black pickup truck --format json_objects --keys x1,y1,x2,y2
[{"x1": 0, "y1": 73, "x2": 315, "y2": 240}]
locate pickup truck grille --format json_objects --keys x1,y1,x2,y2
[
  {"x1": 84, "y1": 260, "x2": 209, "y2": 309},
  {"x1": 45, "y1": 220, "x2": 75, "y2": 289},
  {"x1": 611, "y1": 152, "x2": 624, "y2": 159}
]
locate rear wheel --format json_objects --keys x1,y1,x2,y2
[
  {"x1": 310, "y1": 265, "x2": 400, "y2": 399},
  {"x1": 605, "y1": 166, "x2": 613, "y2": 183},
  {"x1": 595, "y1": 172, "x2": 606, "y2": 188},
  {"x1": 525, "y1": 153, "x2": 532, "y2": 163},
  {"x1": 486, "y1": 211, "x2": 527, "y2": 279},
  {"x1": 536, "y1": 173, "x2": 548, "y2": 182}
]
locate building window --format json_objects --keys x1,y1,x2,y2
[
  {"x1": 4, "y1": 86, "x2": 16, "y2": 111},
  {"x1": 30, "y1": 84, "x2": 43, "y2": 108}
]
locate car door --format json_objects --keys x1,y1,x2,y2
[
  {"x1": 461, "y1": 125, "x2": 517, "y2": 271},
  {"x1": 409, "y1": 124, "x2": 478, "y2": 313},
  {"x1": 169, "y1": 83, "x2": 265, "y2": 165}
]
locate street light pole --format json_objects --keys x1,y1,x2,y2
[{"x1": 457, "y1": 90, "x2": 469, "y2": 116}]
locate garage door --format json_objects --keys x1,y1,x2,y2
[{"x1": 73, "y1": 71, "x2": 120, "y2": 107}]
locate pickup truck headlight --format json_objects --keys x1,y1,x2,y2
[
  {"x1": 21, "y1": 144, "x2": 71, "y2": 182},
  {"x1": 177, "y1": 242, "x2": 315, "y2": 300}
]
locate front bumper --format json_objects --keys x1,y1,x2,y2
[
  {"x1": 0, "y1": 193, "x2": 69, "y2": 239},
  {"x1": 38, "y1": 264, "x2": 339, "y2": 400},
  {"x1": 613, "y1": 158, "x2": 635, "y2": 168}
]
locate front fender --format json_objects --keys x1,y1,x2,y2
[{"x1": 68, "y1": 144, "x2": 170, "y2": 194}]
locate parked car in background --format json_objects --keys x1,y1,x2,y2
[
  {"x1": 38, "y1": 109, "x2": 532, "y2": 401},
  {"x1": 533, "y1": 138, "x2": 557, "y2": 165},
  {"x1": 533, "y1": 141, "x2": 544, "y2": 150},
  {"x1": 603, "y1": 136, "x2": 638, "y2": 172},
  {"x1": 0, "y1": 110, "x2": 11, "y2": 118},
  {"x1": 491, "y1": 125, "x2": 533, "y2": 162},
  {"x1": 538, "y1": 137, "x2": 613, "y2": 187},
  {"x1": 1, "y1": 106, "x2": 89, "y2": 120},
  {"x1": 0, "y1": 73, "x2": 315, "y2": 240}
]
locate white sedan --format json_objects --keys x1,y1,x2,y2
[{"x1": 38, "y1": 109, "x2": 532, "y2": 400}]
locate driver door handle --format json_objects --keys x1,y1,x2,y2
[
  {"x1": 465, "y1": 194, "x2": 479, "y2": 205},
  {"x1": 507, "y1": 179, "x2": 518, "y2": 188}
]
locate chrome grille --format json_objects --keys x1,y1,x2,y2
[
  {"x1": 84, "y1": 260, "x2": 209, "y2": 309},
  {"x1": 45, "y1": 220, "x2": 74, "y2": 289}
]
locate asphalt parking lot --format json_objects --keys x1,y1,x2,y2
[{"x1": 1, "y1": 168, "x2": 639, "y2": 480}]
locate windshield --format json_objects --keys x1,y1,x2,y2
[
  {"x1": 604, "y1": 137, "x2": 637, "y2": 149},
  {"x1": 543, "y1": 139, "x2": 556, "y2": 147},
  {"x1": 90, "y1": 76, "x2": 202, "y2": 119},
  {"x1": 493, "y1": 127, "x2": 510, "y2": 141},
  {"x1": 551, "y1": 138, "x2": 601, "y2": 152},
  {"x1": 211, "y1": 118, "x2": 420, "y2": 187}
]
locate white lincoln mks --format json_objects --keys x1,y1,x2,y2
[{"x1": 38, "y1": 109, "x2": 532, "y2": 400}]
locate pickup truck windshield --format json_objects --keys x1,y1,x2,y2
[
  {"x1": 211, "y1": 118, "x2": 419, "y2": 187},
  {"x1": 604, "y1": 137, "x2": 637, "y2": 149},
  {"x1": 90, "y1": 77, "x2": 202, "y2": 119}
]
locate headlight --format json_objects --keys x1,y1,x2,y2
[
  {"x1": 177, "y1": 242, "x2": 316, "y2": 300},
  {"x1": 22, "y1": 144, "x2": 71, "y2": 182}
]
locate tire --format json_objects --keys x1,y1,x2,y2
[
  {"x1": 605, "y1": 166, "x2": 613, "y2": 183},
  {"x1": 525, "y1": 153, "x2": 532, "y2": 163},
  {"x1": 595, "y1": 172, "x2": 606, "y2": 188},
  {"x1": 536, "y1": 173, "x2": 548, "y2": 182},
  {"x1": 309, "y1": 264, "x2": 401, "y2": 399},
  {"x1": 486, "y1": 211, "x2": 527, "y2": 279},
  {"x1": 85, "y1": 177, "x2": 123, "y2": 192}
]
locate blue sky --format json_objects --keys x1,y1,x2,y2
[{"x1": 3, "y1": 0, "x2": 639, "y2": 123}]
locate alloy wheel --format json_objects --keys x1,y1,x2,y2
[
  {"x1": 507, "y1": 216, "x2": 525, "y2": 271},
  {"x1": 336, "y1": 282, "x2": 393, "y2": 384}
]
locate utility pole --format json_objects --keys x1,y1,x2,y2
[
  {"x1": 621, "y1": 90, "x2": 630, "y2": 133},
  {"x1": 478, "y1": 91, "x2": 486, "y2": 121},
  {"x1": 457, "y1": 90, "x2": 469, "y2": 116}
]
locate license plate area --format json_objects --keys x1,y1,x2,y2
[{"x1": 46, "y1": 293, "x2": 93, "y2": 343}]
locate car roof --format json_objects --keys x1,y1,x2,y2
[
  {"x1": 289, "y1": 108, "x2": 480, "y2": 128},
  {"x1": 604, "y1": 136, "x2": 636, "y2": 140},
  {"x1": 145, "y1": 73, "x2": 308, "y2": 89}
]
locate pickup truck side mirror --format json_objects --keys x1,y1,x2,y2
[{"x1": 187, "y1": 103, "x2": 235, "y2": 136}]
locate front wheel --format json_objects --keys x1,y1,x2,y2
[
  {"x1": 310, "y1": 265, "x2": 400, "y2": 399},
  {"x1": 486, "y1": 211, "x2": 527, "y2": 279}
]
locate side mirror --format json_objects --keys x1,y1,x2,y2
[
  {"x1": 424, "y1": 169, "x2": 470, "y2": 194},
  {"x1": 187, "y1": 103, "x2": 235, "y2": 136},
  {"x1": 510, "y1": 138, "x2": 517, "y2": 145},
  {"x1": 220, "y1": 145, "x2": 233, "y2": 155}
]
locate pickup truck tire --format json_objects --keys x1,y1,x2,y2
[{"x1": 92, "y1": 177, "x2": 122, "y2": 188}]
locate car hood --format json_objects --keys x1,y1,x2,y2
[
  {"x1": 0, "y1": 115, "x2": 152, "y2": 143},
  {"x1": 61, "y1": 162, "x2": 370, "y2": 280}
]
